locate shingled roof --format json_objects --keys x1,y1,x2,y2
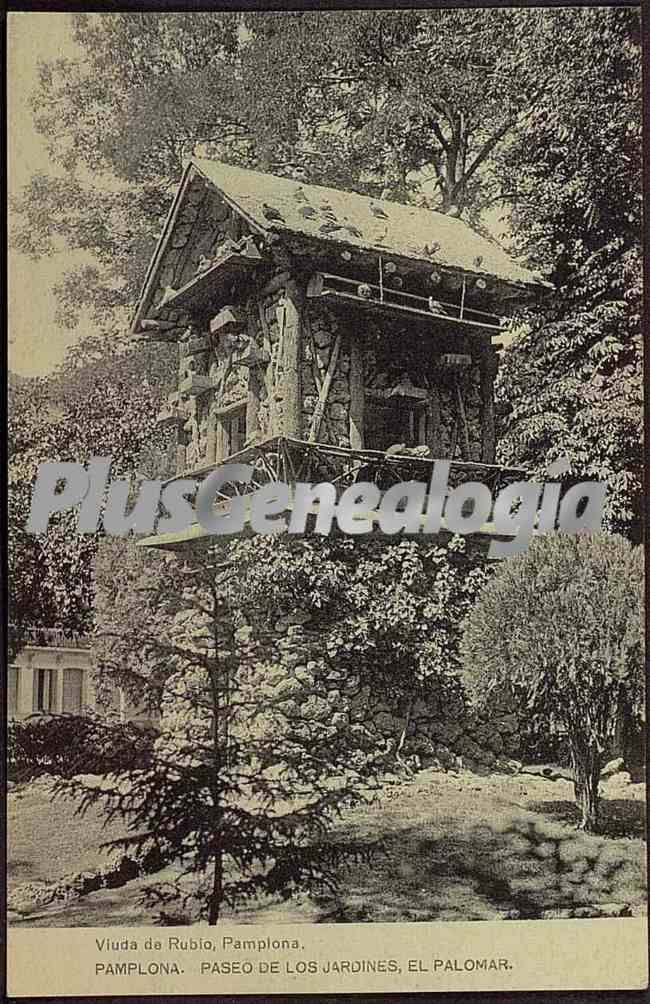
[
  {"x1": 194, "y1": 158, "x2": 546, "y2": 286},
  {"x1": 132, "y1": 158, "x2": 549, "y2": 332}
]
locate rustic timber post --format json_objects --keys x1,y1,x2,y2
[
  {"x1": 282, "y1": 280, "x2": 303, "y2": 439},
  {"x1": 479, "y1": 346, "x2": 499, "y2": 464},
  {"x1": 349, "y1": 338, "x2": 365, "y2": 450},
  {"x1": 206, "y1": 402, "x2": 218, "y2": 463},
  {"x1": 176, "y1": 434, "x2": 187, "y2": 473},
  {"x1": 426, "y1": 381, "x2": 442, "y2": 457},
  {"x1": 215, "y1": 419, "x2": 227, "y2": 462},
  {"x1": 246, "y1": 369, "x2": 261, "y2": 443}
]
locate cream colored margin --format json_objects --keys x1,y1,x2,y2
[{"x1": 7, "y1": 918, "x2": 649, "y2": 996}]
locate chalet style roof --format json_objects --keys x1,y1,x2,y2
[
  {"x1": 193, "y1": 158, "x2": 546, "y2": 287},
  {"x1": 132, "y1": 158, "x2": 549, "y2": 333}
]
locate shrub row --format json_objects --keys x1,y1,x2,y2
[{"x1": 8, "y1": 714, "x2": 157, "y2": 782}]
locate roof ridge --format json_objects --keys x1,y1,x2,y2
[{"x1": 191, "y1": 156, "x2": 453, "y2": 222}]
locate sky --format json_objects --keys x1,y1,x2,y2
[{"x1": 8, "y1": 12, "x2": 98, "y2": 377}]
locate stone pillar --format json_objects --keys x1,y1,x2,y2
[
  {"x1": 83, "y1": 662, "x2": 96, "y2": 712},
  {"x1": 282, "y1": 280, "x2": 303, "y2": 439},
  {"x1": 349, "y1": 338, "x2": 365, "y2": 450},
  {"x1": 17, "y1": 660, "x2": 35, "y2": 718},
  {"x1": 54, "y1": 658, "x2": 64, "y2": 714}
]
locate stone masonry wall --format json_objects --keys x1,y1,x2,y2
[{"x1": 235, "y1": 606, "x2": 523, "y2": 776}]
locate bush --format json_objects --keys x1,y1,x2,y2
[
  {"x1": 517, "y1": 728, "x2": 572, "y2": 767},
  {"x1": 7, "y1": 713, "x2": 157, "y2": 782},
  {"x1": 461, "y1": 534, "x2": 644, "y2": 832}
]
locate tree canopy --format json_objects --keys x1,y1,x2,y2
[
  {"x1": 13, "y1": 8, "x2": 635, "y2": 324},
  {"x1": 494, "y1": 7, "x2": 642, "y2": 538},
  {"x1": 8, "y1": 336, "x2": 176, "y2": 656},
  {"x1": 461, "y1": 533, "x2": 644, "y2": 831}
]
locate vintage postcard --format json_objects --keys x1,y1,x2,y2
[{"x1": 6, "y1": 5, "x2": 647, "y2": 997}]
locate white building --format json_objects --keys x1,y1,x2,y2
[
  {"x1": 8, "y1": 629, "x2": 95, "y2": 719},
  {"x1": 8, "y1": 629, "x2": 155, "y2": 726}
]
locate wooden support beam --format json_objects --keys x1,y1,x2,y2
[
  {"x1": 206, "y1": 404, "x2": 218, "y2": 464},
  {"x1": 283, "y1": 280, "x2": 303, "y2": 438},
  {"x1": 309, "y1": 333, "x2": 342, "y2": 443},
  {"x1": 256, "y1": 299, "x2": 279, "y2": 434},
  {"x1": 176, "y1": 440, "x2": 187, "y2": 473},
  {"x1": 480, "y1": 347, "x2": 499, "y2": 464},
  {"x1": 349, "y1": 339, "x2": 365, "y2": 450},
  {"x1": 454, "y1": 379, "x2": 472, "y2": 461},
  {"x1": 246, "y1": 370, "x2": 261, "y2": 444},
  {"x1": 427, "y1": 384, "x2": 442, "y2": 456}
]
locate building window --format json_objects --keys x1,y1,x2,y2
[
  {"x1": 224, "y1": 407, "x2": 247, "y2": 456},
  {"x1": 62, "y1": 668, "x2": 84, "y2": 714},
  {"x1": 8, "y1": 667, "x2": 19, "y2": 718},
  {"x1": 365, "y1": 398, "x2": 425, "y2": 452},
  {"x1": 34, "y1": 668, "x2": 56, "y2": 713}
]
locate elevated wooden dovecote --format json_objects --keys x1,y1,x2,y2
[
  {"x1": 306, "y1": 272, "x2": 505, "y2": 334},
  {"x1": 129, "y1": 159, "x2": 550, "y2": 546}
]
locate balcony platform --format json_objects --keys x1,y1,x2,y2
[{"x1": 138, "y1": 437, "x2": 526, "y2": 552}]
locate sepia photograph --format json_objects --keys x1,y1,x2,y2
[{"x1": 6, "y1": 4, "x2": 647, "y2": 995}]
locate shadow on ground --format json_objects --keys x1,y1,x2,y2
[
  {"x1": 312, "y1": 774, "x2": 647, "y2": 923},
  {"x1": 525, "y1": 798, "x2": 646, "y2": 839},
  {"x1": 9, "y1": 770, "x2": 647, "y2": 927}
]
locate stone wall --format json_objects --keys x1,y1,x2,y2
[{"x1": 235, "y1": 606, "x2": 522, "y2": 776}]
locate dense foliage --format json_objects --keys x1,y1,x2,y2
[
  {"x1": 7, "y1": 713, "x2": 156, "y2": 782},
  {"x1": 495, "y1": 8, "x2": 642, "y2": 539},
  {"x1": 95, "y1": 533, "x2": 490, "y2": 731},
  {"x1": 8, "y1": 337, "x2": 175, "y2": 657},
  {"x1": 461, "y1": 534, "x2": 644, "y2": 831}
]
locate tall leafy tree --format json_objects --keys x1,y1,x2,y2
[
  {"x1": 461, "y1": 534, "x2": 644, "y2": 833},
  {"x1": 8, "y1": 336, "x2": 176, "y2": 657},
  {"x1": 494, "y1": 7, "x2": 643, "y2": 539},
  {"x1": 12, "y1": 8, "x2": 598, "y2": 326}
]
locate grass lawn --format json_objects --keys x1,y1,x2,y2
[
  {"x1": 7, "y1": 777, "x2": 134, "y2": 885},
  {"x1": 8, "y1": 769, "x2": 646, "y2": 927}
]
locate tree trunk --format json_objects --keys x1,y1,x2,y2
[
  {"x1": 208, "y1": 842, "x2": 224, "y2": 926},
  {"x1": 571, "y1": 741, "x2": 602, "y2": 832},
  {"x1": 207, "y1": 588, "x2": 224, "y2": 925}
]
